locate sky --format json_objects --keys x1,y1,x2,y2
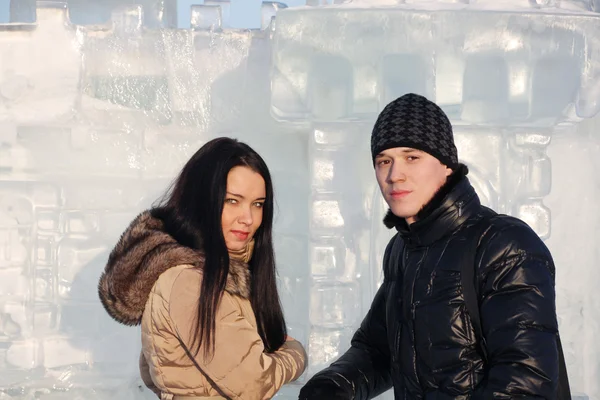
[
  {"x1": 177, "y1": 0, "x2": 306, "y2": 28},
  {"x1": 0, "y1": 0, "x2": 307, "y2": 28}
]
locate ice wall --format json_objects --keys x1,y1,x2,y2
[{"x1": 0, "y1": 1, "x2": 599, "y2": 399}]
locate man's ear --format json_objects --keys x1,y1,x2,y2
[{"x1": 445, "y1": 166, "x2": 453, "y2": 177}]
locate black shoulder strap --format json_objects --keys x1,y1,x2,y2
[
  {"x1": 461, "y1": 218, "x2": 572, "y2": 399},
  {"x1": 176, "y1": 335, "x2": 233, "y2": 400},
  {"x1": 460, "y1": 219, "x2": 489, "y2": 361}
]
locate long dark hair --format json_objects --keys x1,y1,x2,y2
[{"x1": 150, "y1": 137, "x2": 286, "y2": 359}]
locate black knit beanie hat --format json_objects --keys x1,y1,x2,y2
[{"x1": 371, "y1": 93, "x2": 458, "y2": 169}]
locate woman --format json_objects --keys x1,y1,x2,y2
[{"x1": 98, "y1": 137, "x2": 307, "y2": 400}]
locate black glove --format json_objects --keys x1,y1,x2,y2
[{"x1": 298, "y1": 377, "x2": 353, "y2": 400}]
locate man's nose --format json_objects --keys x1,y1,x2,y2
[{"x1": 388, "y1": 163, "x2": 406, "y2": 183}]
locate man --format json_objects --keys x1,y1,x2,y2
[{"x1": 299, "y1": 93, "x2": 569, "y2": 399}]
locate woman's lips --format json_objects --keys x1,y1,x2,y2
[{"x1": 231, "y1": 230, "x2": 249, "y2": 240}]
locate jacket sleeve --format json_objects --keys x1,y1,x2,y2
[
  {"x1": 169, "y1": 268, "x2": 307, "y2": 400},
  {"x1": 299, "y1": 280, "x2": 392, "y2": 400},
  {"x1": 139, "y1": 350, "x2": 161, "y2": 398},
  {"x1": 473, "y1": 223, "x2": 559, "y2": 399}
]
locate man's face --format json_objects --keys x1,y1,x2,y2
[{"x1": 375, "y1": 147, "x2": 452, "y2": 224}]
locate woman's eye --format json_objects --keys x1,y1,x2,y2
[
  {"x1": 254, "y1": 202, "x2": 264, "y2": 208},
  {"x1": 225, "y1": 198, "x2": 237, "y2": 204}
]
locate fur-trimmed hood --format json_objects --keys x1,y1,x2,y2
[{"x1": 98, "y1": 210, "x2": 251, "y2": 326}]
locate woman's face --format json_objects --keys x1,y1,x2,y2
[{"x1": 221, "y1": 166, "x2": 266, "y2": 252}]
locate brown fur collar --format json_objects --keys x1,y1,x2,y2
[{"x1": 98, "y1": 211, "x2": 251, "y2": 326}]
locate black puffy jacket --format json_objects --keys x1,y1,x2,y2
[{"x1": 300, "y1": 166, "x2": 565, "y2": 399}]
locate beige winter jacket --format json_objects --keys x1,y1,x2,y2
[{"x1": 98, "y1": 211, "x2": 307, "y2": 400}]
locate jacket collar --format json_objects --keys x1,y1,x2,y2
[
  {"x1": 383, "y1": 164, "x2": 480, "y2": 247},
  {"x1": 98, "y1": 211, "x2": 251, "y2": 326},
  {"x1": 228, "y1": 239, "x2": 255, "y2": 264}
]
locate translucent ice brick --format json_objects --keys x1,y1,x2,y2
[{"x1": 0, "y1": 2, "x2": 82, "y2": 125}]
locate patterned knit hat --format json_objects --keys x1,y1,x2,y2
[{"x1": 371, "y1": 93, "x2": 458, "y2": 169}]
